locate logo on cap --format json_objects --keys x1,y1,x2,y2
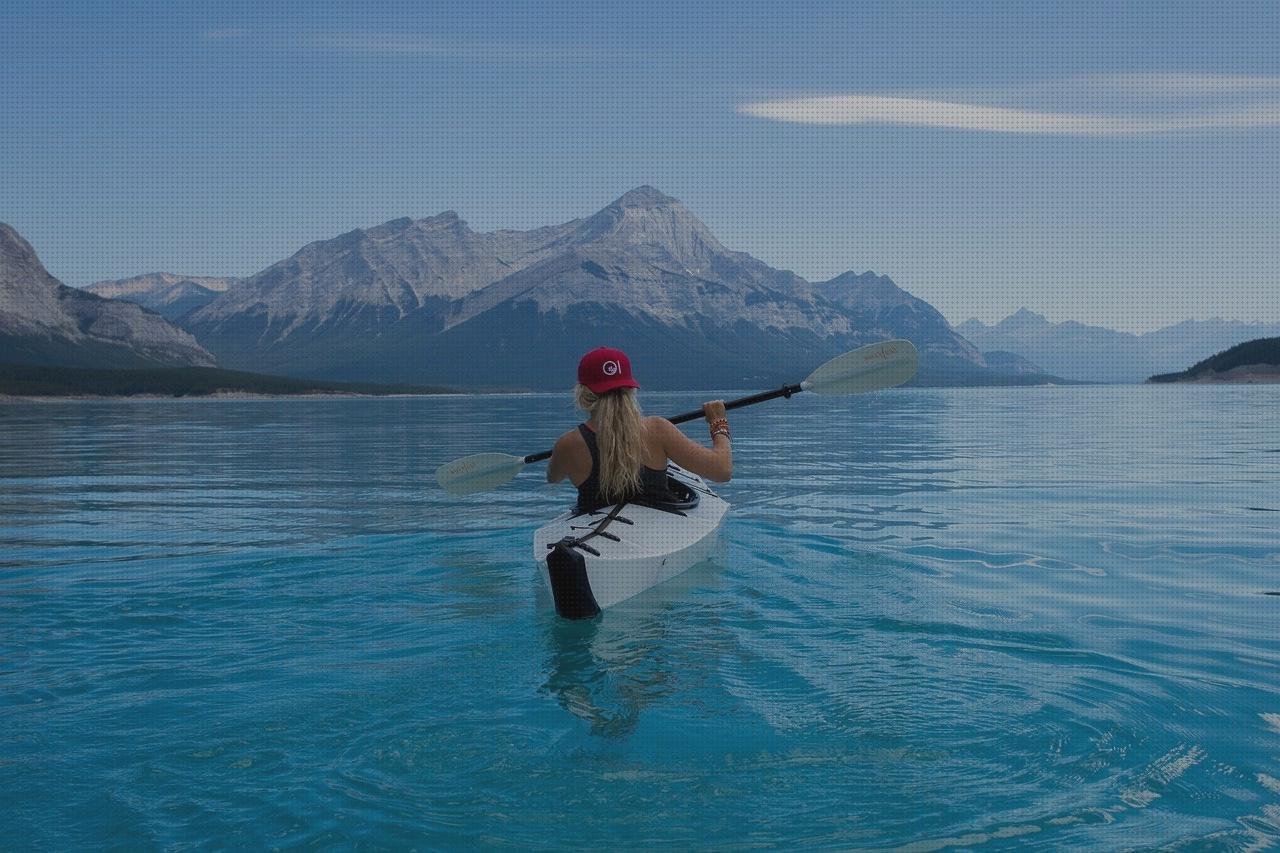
[{"x1": 578, "y1": 346, "x2": 640, "y2": 393}]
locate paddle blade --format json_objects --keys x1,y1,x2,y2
[
  {"x1": 801, "y1": 339, "x2": 919, "y2": 394},
  {"x1": 436, "y1": 452, "x2": 528, "y2": 495}
]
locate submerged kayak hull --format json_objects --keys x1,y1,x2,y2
[{"x1": 533, "y1": 464, "x2": 729, "y2": 618}]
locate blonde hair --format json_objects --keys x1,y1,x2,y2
[{"x1": 574, "y1": 384, "x2": 644, "y2": 502}]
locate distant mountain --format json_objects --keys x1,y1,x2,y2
[
  {"x1": 809, "y1": 271, "x2": 989, "y2": 383},
  {"x1": 1149, "y1": 337, "x2": 1280, "y2": 383},
  {"x1": 981, "y1": 350, "x2": 1044, "y2": 376},
  {"x1": 85, "y1": 273, "x2": 238, "y2": 321},
  {"x1": 1141, "y1": 319, "x2": 1280, "y2": 373},
  {"x1": 182, "y1": 187, "x2": 1027, "y2": 389},
  {"x1": 0, "y1": 224, "x2": 214, "y2": 369},
  {"x1": 957, "y1": 310, "x2": 1280, "y2": 383}
]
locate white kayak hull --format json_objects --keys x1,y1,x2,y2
[{"x1": 533, "y1": 464, "x2": 729, "y2": 618}]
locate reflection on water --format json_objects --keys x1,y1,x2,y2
[
  {"x1": 3, "y1": 386, "x2": 1279, "y2": 848},
  {"x1": 540, "y1": 559, "x2": 727, "y2": 739},
  {"x1": 542, "y1": 618, "x2": 646, "y2": 739}
]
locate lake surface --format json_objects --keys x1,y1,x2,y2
[{"x1": 3, "y1": 386, "x2": 1279, "y2": 849}]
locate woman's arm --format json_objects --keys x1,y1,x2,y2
[{"x1": 655, "y1": 401, "x2": 733, "y2": 482}]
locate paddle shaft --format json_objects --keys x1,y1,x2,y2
[
  {"x1": 521, "y1": 383, "x2": 804, "y2": 464},
  {"x1": 666, "y1": 383, "x2": 805, "y2": 426}
]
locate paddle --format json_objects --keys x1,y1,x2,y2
[{"x1": 435, "y1": 339, "x2": 919, "y2": 495}]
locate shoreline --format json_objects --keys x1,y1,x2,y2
[
  {"x1": 1151, "y1": 377, "x2": 1280, "y2": 385},
  {"x1": 1147, "y1": 367, "x2": 1280, "y2": 385}
]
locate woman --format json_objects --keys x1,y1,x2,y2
[{"x1": 547, "y1": 347, "x2": 732, "y2": 510}]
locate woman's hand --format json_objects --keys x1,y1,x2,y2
[{"x1": 702, "y1": 400, "x2": 727, "y2": 423}]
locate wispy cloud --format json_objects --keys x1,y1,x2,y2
[
  {"x1": 740, "y1": 74, "x2": 1280, "y2": 134},
  {"x1": 201, "y1": 28, "x2": 247, "y2": 40},
  {"x1": 200, "y1": 28, "x2": 643, "y2": 63},
  {"x1": 301, "y1": 31, "x2": 619, "y2": 63},
  {"x1": 305, "y1": 32, "x2": 478, "y2": 57}
]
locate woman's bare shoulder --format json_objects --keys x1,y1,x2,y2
[
  {"x1": 644, "y1": 415, "x2": 677, "y2": 436},
  {"x1": 647, "y1": 415, "x2": 694, "y2": 446},
  {"x1": 554, "y1": 427, "x2": 585, "y2": 447}
]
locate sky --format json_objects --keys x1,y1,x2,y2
[{"x1": 3, "y1": 0, "x2": 1278, "y2": 332}]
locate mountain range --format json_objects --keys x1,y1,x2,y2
[
  {"x1": 958, "y1": 309, "x2": 1280, "y2": 383},
  {"x1": 85, "y1": 273, "x2": 238, "y2": 321},
  {"x1": 19, "y1": 188, "x2": 1266, "y2": 389},
  {"x1": 0, "y1": 224, "x2": 214, "y2": 369},
  {"x1": 172, "y1": 187, "x2": 1023, "y2": 389}
]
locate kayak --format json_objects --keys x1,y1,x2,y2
[{"x1": 532, "y1": 463, "x2": 729, "y2": 618}]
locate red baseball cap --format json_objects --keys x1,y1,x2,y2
[{"x1": 578, "y1": 347, "x2": 640, "y2": 394}]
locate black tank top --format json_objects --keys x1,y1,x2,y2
[{"x1": 575, "y1": 423, "x2": 673, "y2": 511}]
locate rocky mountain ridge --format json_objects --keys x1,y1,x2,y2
[{"x1": 0, "y1": 224, "x2": 215, "y2": 369}]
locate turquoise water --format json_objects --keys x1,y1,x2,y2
[{"x1": 4, "y1": 386, "x2": 1279, "y2": 849}]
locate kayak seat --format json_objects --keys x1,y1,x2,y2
[
  {"x1": 630, "y1": 476, "x2": 700, "y2": 515},
  {"x1": 572, "y1": 475, "x2": 700, "y2": 516}
]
